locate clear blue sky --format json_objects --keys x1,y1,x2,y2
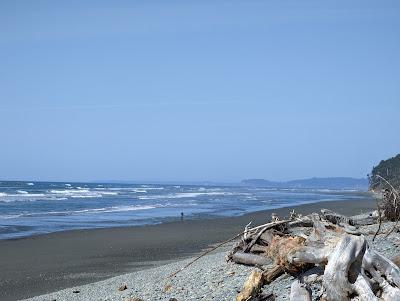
[{"x1": 1, "y1": 1, "x2": 399, "y2": 182}]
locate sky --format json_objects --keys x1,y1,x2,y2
[{"x1": 0, "y1": 1, "x2": 399, "y2": 183}]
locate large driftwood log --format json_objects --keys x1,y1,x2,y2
[{"x1": 323, "y1": 234, "x2": 368, "y2": 301}]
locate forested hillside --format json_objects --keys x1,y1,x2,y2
[{"x1": 369, "y1": 154, "x2": 400, "y2": 190}]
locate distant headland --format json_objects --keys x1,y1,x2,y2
[{"x1": 241, "y1": 177, "x2": 369, "y2": 190}]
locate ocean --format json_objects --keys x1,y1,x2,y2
[{"x1": 0, "y1": 181, "x2": 365, "y2": 239}]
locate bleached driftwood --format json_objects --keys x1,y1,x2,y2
[
  {"x1": 169, "y1": 219, "x2": 289, "y2": 278},
  {"x1": 321, "y1": 208, "x2": 354, "y2": 225},
  {"x1": 322, "y1": 234, "x2": 369, "y2": 301},
  {"x1": 357, "y1": 247, "x2": 400, "y2": 301},
  {"x1": 288, "y1": 216, "x2": 314, "y2": 228},
  {"x1": 352, "y1": 214, "x2": 376, "y2": 226},
  {"x1": 231, "y1": 210, "x2": 400, "y2": 301},
  {"x1": 290, "y1": 280, "x2": 312, "y2": 301}
]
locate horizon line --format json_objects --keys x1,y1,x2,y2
[{"x1": 0, "y1": 176, "x2": 369, "y2": 185}]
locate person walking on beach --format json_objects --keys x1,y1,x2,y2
[{"x1": 181, "y1": 212, "x2": 184, "y2": 221}]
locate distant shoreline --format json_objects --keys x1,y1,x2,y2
[{"x1": 0, "y1": 195, "x2": 375, "y2": 301}]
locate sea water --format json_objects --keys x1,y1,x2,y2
[{"x1": 0, "y1": 181, "x2": 364, "y2": 239}]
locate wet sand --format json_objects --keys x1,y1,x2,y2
[{"x1": 0, "y1": 195, "x2": 375, "y2": 301}]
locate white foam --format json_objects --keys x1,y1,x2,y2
[
  {"x1": 50, "y1": 189, "x2": 77, "y2": 194},
  {"x1": 99, "y1": 191, "x2": 119, "y2": 195},
  {"x1": 138, "y1": 191, "x2": 231, "y2": 200},
  {"x1": 46, "y1": 205, "x2": 157, "y2": 215},
  {"x1": 131, "y1": 189, "x2": 147, "y2": 193},
  {"x1": 70, "y1": 195, "x2": 100, "y2": 198},
  {"x1": 26, "y1": 182, "x2": 34, "y2": 186},
  {"x1": 0, "y1": 213, "x2": 23, "y2": 219},
  {"x1": 49, "y1": 189, "x2": 114, "y2": 198},
  {"x1": 0, "y1": 193, "x2": 46, "y2": 202},
  {"x1": 94, "y1": 205, "x2": 156, "y2": 213},
  {"x1": 139, "y1": 186, "x2": 164, "y2": 190},
  {"x1": 0, "y1": 187, "x2": 122, "y2": 202},
  {"x1": 94, "y1": 187, "x2": 148, "y2": 193}
]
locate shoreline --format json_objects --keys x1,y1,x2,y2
[
  {"x1": 1, "y1": 190, "x2": 372, "y2": 242},
  {"x1": 0, "y1": 195, "x2": 375, "y2": 301}
]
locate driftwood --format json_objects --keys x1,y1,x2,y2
[
  {"x1": 290, "y1": 280, "x2": 311, "y2": 301},
  {"x1": 236, "y1": 269, "x2": 264, "y2": 301},
  {"x1": 169, "y1": 219, "x2": 289, "y2": 279},
  {"x1": 257, "y1": 292, "x2": 275, "y2": 301},
  {"x1": 244, "y1": 226, "x2": 271, "y2": 252},
  {"x1": 232, "y1": 209, "x2": 400, "y2": 301},
  {"x1": 263, "y1": 265, "x2": 285, "y2": 283},
  {"x1": 352, "y1": 213, "x2": 377, "y2": 226},
  {"x1": 392, "y1": 255, "x2": 400, "y2": 267},
  {"x1": 321, "y1": 208, "x2": 354, "y2": 225},
  {"x1": 322, "y1": 234, "x2": 368, "y2": 301},
  {"x1": 231, "y1": 252, "x2": 272, "y2": 266},
  {"x1": 250, "y1": 244, "x2": 268, "y2": 253},
  {"x1": 288, "y1": 216, "x2": 313, "y2": 228}
]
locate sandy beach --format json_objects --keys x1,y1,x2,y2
[{"x1": 0, "y1": 195, "x2": 375, "y2": 301}]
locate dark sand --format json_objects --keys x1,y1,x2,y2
[{"x1": 0, "y1": 196, "x2": 375, "y2": 301}]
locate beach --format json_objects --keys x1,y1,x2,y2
[
  {"x1": 22, "y1": 217, "x2": 400, "y2": 301},
  {"x1": 0, "y1": 196, "x2": 375, "y2": 301}
]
